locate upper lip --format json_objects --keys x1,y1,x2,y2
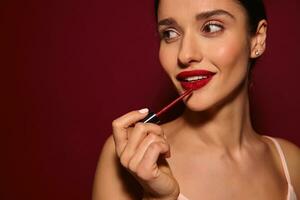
[{"x1": 176, "y1": 70, "x2": 216, "y2": 81}]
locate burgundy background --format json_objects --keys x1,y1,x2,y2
[{"x1": 1, "y1": 0, "x2": 300, "y2": 199}]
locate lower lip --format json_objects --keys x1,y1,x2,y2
[{"x1": 180, "y1": 76, "x2": 214, "y2": 90}]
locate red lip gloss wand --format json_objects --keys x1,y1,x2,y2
[{"x1": 141, "y1": 88, "x2": 193, "y2": 124}]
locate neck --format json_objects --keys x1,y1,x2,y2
[{"x1": 179, "y1": 83, "x2": 256, "y2": 151}]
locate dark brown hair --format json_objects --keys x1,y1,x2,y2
[{"x1": 154, "y1": 0, "x2": 267, "y2": 35}]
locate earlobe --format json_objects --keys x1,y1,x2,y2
[{"x1": 250, "y1": 19, "x2": 268, "y2": 58}]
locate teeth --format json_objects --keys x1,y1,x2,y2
[{"x1": 184, "y1": 76, "x2": 207, "y2": 82}]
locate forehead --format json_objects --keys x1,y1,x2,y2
[{"x1": 158, "y1": 0, "x2": 246, "y2": 21}]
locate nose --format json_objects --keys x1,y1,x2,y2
[{"x1": 178, "y1": 31, "x2": 202, "y2": 68}]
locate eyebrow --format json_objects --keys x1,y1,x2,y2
[
  {"x1": 158, "y1": 18, "x2": 177, "y2": 27},
  {"x1": 158, "y1": 9, "x2": 235, "y2": 27},
  {"x1": 196, "y1": 9, "x2": 235, "y2": 21}
]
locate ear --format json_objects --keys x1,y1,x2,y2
[{"x1": 250, "y1": 20, "x2": 267, "y2": 58}]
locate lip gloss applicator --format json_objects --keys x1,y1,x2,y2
[{"x1": 141, "y1": 88, "x2": 193, "y2": 124}]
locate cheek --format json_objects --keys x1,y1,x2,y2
[
  {"x1": 209, "y1": 36, "x2": 250, "y2": 74},
  {"x1": 159, "y1": 44, "x2": 178, "y2": 75}
]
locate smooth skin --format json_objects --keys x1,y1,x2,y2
[{"x1": 93, "y1": 0, "x2": 300, "y2": 199}]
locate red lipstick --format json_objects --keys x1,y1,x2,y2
[
  {"x1": 176, "y1": 70, "x2": 215, "y2": 90},
  {"x1": 141, "y1": 89, "x2": 193, "y2": 124}
]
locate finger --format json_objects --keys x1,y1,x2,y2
[
  {"x1": 112, "y1": 108, "x2": 149, "y2": 155},
  {"x1": 127, "y1": 122, "x2": 164, "y2": 139},
  {"x1": 126, "y1": 133, "x2": 166, "y2": 171},
  {"x1": 126, "y1": 122, "x2": 164, "y2": 153},
  {"x1": 136, "y1": 141, "x2": 170, "y2": 181}
]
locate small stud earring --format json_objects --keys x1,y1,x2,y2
[{"x1": 255, "y1": 50, "x2": 260, "y2": 56}]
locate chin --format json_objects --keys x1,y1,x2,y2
[
  {"x1": 183, "y1": 90, "x2": 231, "y2": 114},
  {"x1": 184, "y1": 98, "x2": 214, "y2": 112}
]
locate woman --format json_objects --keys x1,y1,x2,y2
[{"x1": 93, "y1": 0, "x2": 300, "y2": 199}]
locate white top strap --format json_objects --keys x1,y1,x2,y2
[
  {"x1": 264, "y1": 136, "x2": 292, "y2": 184},
  {"x1": 178, "y1": 193, "x2": 190, "y2": 200}
]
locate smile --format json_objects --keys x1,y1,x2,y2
[
  {"x1": 182, "y1": 75, "x2": 208, "y2": 82},
  {"x1": 176, "y1": 70, "x2": 216, "y2": 90}
]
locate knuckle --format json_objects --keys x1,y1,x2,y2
[
  {"x1": 134, "y1": 122, "x2": 146, "y2": 132},
  {"x1": 112, "y1": 119, "x2": 120, "y2": 129},
  {"x1": 149, "y1": 125, "x2": 164, "y2": 136},
  {"x1": 158, "y1": 127, "x2": 164, "y2": 135},
  {"x1": 148, "y1": 142, "x2": 161, "y2": 152},
  {"x1": 151, "y1": 123, "x2": 163, "y2": 132},
  {"x1": 119, "y1": 153, "x2": 129, "y2": 168},
  {"x1": 146, "y1": 133, "x2": 156, "y2": 141},
  {"x1": 147, "y1": 133, "x2": 160, "y2": 142},
  {"x1": 153, "y1": 124, "x2": 162, "y2": 131},
  {"x1": 128, "y1": 159, "x2": 137, "y2": 172}
]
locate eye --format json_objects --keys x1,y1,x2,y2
[
  {"x1": 202, "y1": 22, "x2": 223, "y2": 34},
  {"x1": 160, "y1": 29, "x2": 180, "y2": 42}
]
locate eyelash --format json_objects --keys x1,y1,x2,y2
[
  {"x1": 160, "y1": 28, "x2": 180, "y2": 43},
  {"x1": 160, "y1": 21, "x2": 224, "y2": 42},
  {"x1": 202, "y1": 21, "x2": 224, "y2": 34}
]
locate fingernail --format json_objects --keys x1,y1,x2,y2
[{"x1": 138, "y1": 108, "x2": 149, "y2": 114}]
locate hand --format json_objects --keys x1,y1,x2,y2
[{"x1": 112, "y1": 109, "x2": 180, "y2": 200}]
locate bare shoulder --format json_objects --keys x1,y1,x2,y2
[
  {"x1": 275, "y1": 137, "x2": 300, "y2": 196},
  {"x1": 275, "y1": 137, "x2": 300, "y2": 168},
  {"x1": 92, "y1": 135, "x2": 142, "y2": 200}
]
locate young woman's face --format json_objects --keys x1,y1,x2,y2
[{"x1": 157, "y1": 0, "x2": 255, "y2": 111}]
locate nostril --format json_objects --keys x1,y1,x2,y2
[
  {"x1": 177, "y1": 58, "x2": 188, "y2": 68},
  {"x1": 177, "y1": 57, "x2": 199, "y2": 69}
]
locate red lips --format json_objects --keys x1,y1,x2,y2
[{"x1": 176, "y1": 70, "x2": 216, "y2": 90}]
